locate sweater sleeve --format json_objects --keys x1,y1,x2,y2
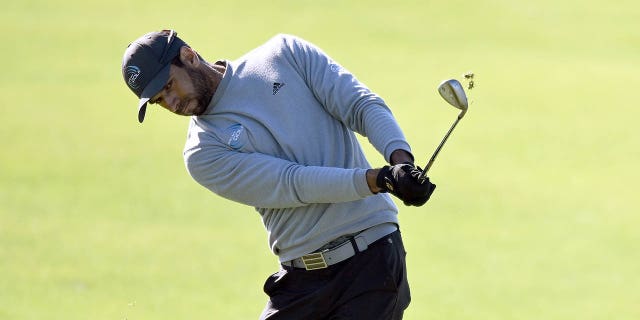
[
  {"x1": 184, "y1": 128, "x2": 373, "y2": 209},
  {"x1": 281, "y1": 35, "x2": 412, "y2": 162}
]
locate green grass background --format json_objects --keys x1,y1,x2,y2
[{"x1": 2, "y1": 0, "x2": 639, "y2": 319}]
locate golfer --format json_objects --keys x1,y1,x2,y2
[{"x1": 122, "y1": 30, "x2": 436, "y2": 320}]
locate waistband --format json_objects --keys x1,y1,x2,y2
[{"x1": 282, "y1": 223, "x2": 398, "y2": 270}]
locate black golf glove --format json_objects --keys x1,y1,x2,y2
[{"x1": 376, "y1": 163, "x2": 436, "y2": 206}]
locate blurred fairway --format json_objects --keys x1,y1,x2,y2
[{"x1": 1, "y1": 0, "x2": 639, "y2": 319}]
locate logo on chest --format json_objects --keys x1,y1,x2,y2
[
  {"x1": 223, "y1": 124, "x2": 247, "y2": 150},
  {"x1": 272, "y1": 82, "x2": 285, "y2": 95}
]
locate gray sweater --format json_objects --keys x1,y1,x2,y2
[{"x1": 183, "y1": 34, "x2": 412, "y2": 262}]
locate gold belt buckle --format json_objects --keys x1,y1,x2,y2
[{"x1": 301, "y1": 252, "x2": 328, "y2": 270}]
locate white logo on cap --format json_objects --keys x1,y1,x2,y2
[{"x1": 126, "y1": 66, "x2": 141, "y2": 89}]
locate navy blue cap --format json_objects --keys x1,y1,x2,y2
[{"x1": 122, "y1": 30, "x2": 186, "y2": 122}]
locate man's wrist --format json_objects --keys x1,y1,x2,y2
[
  {"x1": 366, "y1": 169, "x2": 383, "y2": 194},
  {"x1": 390, "y1": 149, "x2": 414, "y2": 165}
]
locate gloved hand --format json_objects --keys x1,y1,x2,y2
[{"x1": 376, "y1": 162, "x2": 436, "y2": 206}]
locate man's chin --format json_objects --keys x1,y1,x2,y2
[
  {"x1": 178, "y1": 100, "x2": 206, "y2": 116},
  {"x1": 192, "y1": 103, "x2": 208, "y2": 116},
  {"x1": 193, "y1": 98, "x2": 212, "y2": 115}
]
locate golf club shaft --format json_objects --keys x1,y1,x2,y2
[{"x1": 418, "y1": 115, "x2": 462, "y2": 182}]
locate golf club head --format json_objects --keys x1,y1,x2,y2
[{"x1": 438, "y1": 79, "x2": 468, "y2": 117}]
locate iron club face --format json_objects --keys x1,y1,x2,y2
[{"x1": 438, "y1": 79, "x2": 468, "y2": 118}]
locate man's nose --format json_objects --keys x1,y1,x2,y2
[{"x1": 164, "y1": 92, "x2": 178, "y2": 111}]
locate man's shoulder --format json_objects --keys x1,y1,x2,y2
[
  {"x1": 271, "y1": 34, "x2": 316, "y2": 51},
  {"x1": 267, "y1": 33, "x2": 303, "y2": 45},
  {"x1": 240, "y1": 34, "x2": 312, "y2": 59}
]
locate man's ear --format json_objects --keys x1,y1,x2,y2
[{"x1": 179, "y1": 46, "x2": 200, "y2": 67}]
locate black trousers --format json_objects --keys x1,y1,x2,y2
[{"x1": 259, "y1": 230, "x2": 411, "y2": 320}]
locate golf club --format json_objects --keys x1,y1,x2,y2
[{"x1": 418, "y1": 79, "x2": 469, "y2": 183}]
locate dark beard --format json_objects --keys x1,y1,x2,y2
[{"x1": 180, "y1": 66, "x2": 216, "y2": 115}]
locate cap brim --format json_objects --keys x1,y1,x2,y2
[
  {"x1": 136, "y1": 63, "x2": 172, "y2": 123},
  {"x1": 137, "y1": 98, "x2": 150, "y2": 123}
]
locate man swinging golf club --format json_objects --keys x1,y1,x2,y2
[{"x1": 121, "y1": 29, "x2": 436, "y2": 319}]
